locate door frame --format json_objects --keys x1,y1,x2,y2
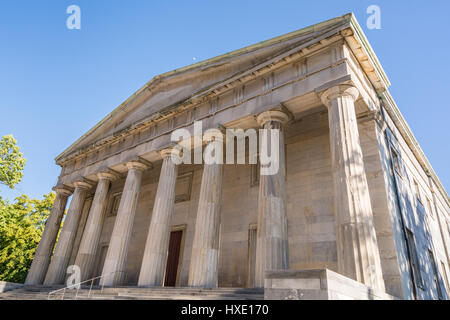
[
  {"x1": 164, "y1": 224, "x2": 186, "y2": 287},
  {"x1": 247, "y1": 223, "x2": 257, "y2": 288}
]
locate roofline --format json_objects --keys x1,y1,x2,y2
[
  {"x1": 381, "y1": 91, "x2": 450, "y2": 206},
  {"x1": 348, "y1": 14, "x2": 390, "y2": 88}
]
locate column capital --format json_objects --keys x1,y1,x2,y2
[
  {"x1": 97, "y1": 169, "x2": 120, "y2": 182},
  {"x1": 159, "y1": 148, "x2": 174, "y2": 159},
  {"x1": 126, "y1": 160, "x2": 149, "y2": 171},
  {"x1": 52, "y1": 184, "x2": 73, "y2": 196},
  {"x1": 203, "y1": 130, "x2": 224, "y2": 144},
  {"x1": 256, "y1": 110, "x2": 289, "y2": 127},
  {"x1": 320, "y1": 84, "x2": 359, "y2": 107},
  {"x1": 73, "y1": 179, "x2": 94, "y2": 190}
]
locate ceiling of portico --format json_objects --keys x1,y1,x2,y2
[{"x1": 283, "y1": 91, "x2": 367, "y2": 120}]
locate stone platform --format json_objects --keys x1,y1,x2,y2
[
  {"x1": 265, "y1": 269, "x2": 395, "y2": 300},
  {"x1": 0, "y1": 285, "x2": 264, "y2": 300},
  {"x1": 1, "y1": 269, "x2": 396, "y2": 300}
]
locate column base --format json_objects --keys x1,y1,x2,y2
[{"x1": 264, "y1": 269, "x2": 395, "y2": 300}]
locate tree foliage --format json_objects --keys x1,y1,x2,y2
[
  {"x1": 0, "y1": 135, "x2": 26, "y2": 189},
  {"x1": 0, "y1": 192, "x2": 55, "y2": 283}
]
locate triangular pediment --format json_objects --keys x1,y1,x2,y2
[{"x1": 56, "y1": 13, "x2": 364, "y2": 162}]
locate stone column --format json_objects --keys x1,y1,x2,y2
[
  {"x1": 25, "y1": 186, "x2": 72, "y2": 285},
  {"x1": 188, "y1": 135, "x2": 223, "y2": 288},
  {"x1": 320, "y1": 84, "x2": 385, "y2": 291},
  {"x1": 138, "y1": 149, "x2": 178, "y2": 287},
  {"x1": 100, "y1": 161, "x2": 148, "y2": 286},
  {"x1": 254, "y1": 110, "x2": 290, "y2": 288},
  {"x1": 74, "y1": 170, "x2": 118, "y2": 282},
  {"x1": 44, "y1": 180, "x2": 92, "y2": 285}
]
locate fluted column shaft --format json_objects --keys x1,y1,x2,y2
[
  {"x1": 254, "y1": 110, "x2": 289, "y2": 288},
  {"x1": 74, "y1": 171, "x2": 117, "y2": 282},
  {"x1": 138, "y1": 149, "x2": 178, "y2": 286},
  {"x1": 100, "y1": 161, "x2": 148, "y2": 286},
  {"x1": 44, "y1": 181, "x2": 92, "y2": 285},
  {"x1": 321, "y1": 84, "x2": 385, "y2": 291},
  {"x1": 25, "y1": 187, "x2": 72, "y2": 285},
  {"x1": 188, "y1": 138, "x2": 223, "y2": 288}
]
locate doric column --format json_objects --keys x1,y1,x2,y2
[
  {"x1": 44, "y1": 180, "x2": 92, "y2": 285},
  {"x1": 254, "y1": 110, "x2": 290, "y2": 288},
  {"x1": 74, "y1": 170, "x2": 118, "y2": 282},
  {"x1": 320, "y1": 84, "x2": 385, "y2": 291},
  {"x1": 138, "y1": 149, "x2": 178, "y2": 287},
  {"x1": 100, "y1": 161, "x2": 148, "y2": 286},
  {"x1": 188, "y1": 135, "x2": 223, "y2": 288},
  {"x1": 25, "y1": 186, "x2": 72, "y2": 285}
]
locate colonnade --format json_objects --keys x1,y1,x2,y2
[{"x1": 25, "y1": 85, "x2": 384, "y2": 291}]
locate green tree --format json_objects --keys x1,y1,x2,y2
[
  {"x1": 0, "y1": 192, "x2": 56, "y2": 283},
  {"x1": 0, "y1": 135, "x2": 26, "y2": 189}
]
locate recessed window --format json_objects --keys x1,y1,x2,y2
[
  {"x1": 109, "y1": 192, "x2": 122, "y2": 216},
  {"x1": 426, "y1": 197, "x2": 434, "y2": 219},
  {"x1": 448, "y1": 222, "x2": 450, "y2": 240},
  {"x1": 413, "y1": 180, "x2": 422, "y2": 204},
  {"x1": 391, "y1": 148, "x2": 402, "y2": 176},
  {"x1": 175, "y1": 171, "x2": 193, "y2": 203},
  {"x1": 250, "y1": 161, "x2": 260, "y2": 187},
  {"x1": 428, "y1": 250, "x2": 443, "y2": 299},
  {"x1": 406, "y1": 229, "x2": 424, "y2": 289}
]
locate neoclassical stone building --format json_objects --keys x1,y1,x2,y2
[{"x1": 26, "y1": 13, "x2": 450, "y2": 300}]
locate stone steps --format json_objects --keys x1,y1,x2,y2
[{"x1": 0, "y1": 285, "x2": 264, "y2": 300}]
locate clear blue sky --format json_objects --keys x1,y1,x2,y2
[{"x1": 1, "y1": 0, "x2": 449, "y2": 200}]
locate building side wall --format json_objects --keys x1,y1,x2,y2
[
  {"x1": 359, "y1": 119, "x2": 409, "y2": 298},
  {"x1": 381, "y1": 108, "x2": 450, "y2": 300}
]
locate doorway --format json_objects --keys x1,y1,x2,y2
[
  {"x1": 164, "y1": 230, "x2": 183, "y2": 287},
  {"x1": 247, "y1": 224, "x2": 257, "y2": 288}
]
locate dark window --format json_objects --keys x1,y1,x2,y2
[
  {"x1": 175, "y1": 171, "x2": 193, "y2": 203},
  {"x1": 406, "y1": 229, "x2": 424, "y2": 289},
  {"x1": 426, "y1": 198, "x2": 434, "y2": 219},
  {"x1": 448, "y1": 222, "x2": 450, "y2": 240},
  {"x1": 413, "y1": 180, "x2": 422, "y2": 204},
  {"x1": 429, "y1": 250, "x2": 443, "y2": 299},
  {"x1": 391, "y1": 148, "x2": 402, "y2": 176},
  {"x1": 250, "y1": 161, "x2": 260, "y2": 187},
  {"x1": 109, "y1": 192, "x2": 122, "y2": 216}
]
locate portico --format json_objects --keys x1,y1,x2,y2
[{"x1": 26, "y1": 86, "x2": 383, "y2": 291}]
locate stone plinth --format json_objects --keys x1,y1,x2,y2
[{"x1": 264, "y1": 269, "x2": 395, "y2": 300}]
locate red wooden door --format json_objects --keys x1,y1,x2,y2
[{"x1": 164, "y1": 230, "x2": 183, "y2": 287}]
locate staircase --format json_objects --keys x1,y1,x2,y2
[{"x1": 0, "y1": 285, "x2": 264, "y2": 300}]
